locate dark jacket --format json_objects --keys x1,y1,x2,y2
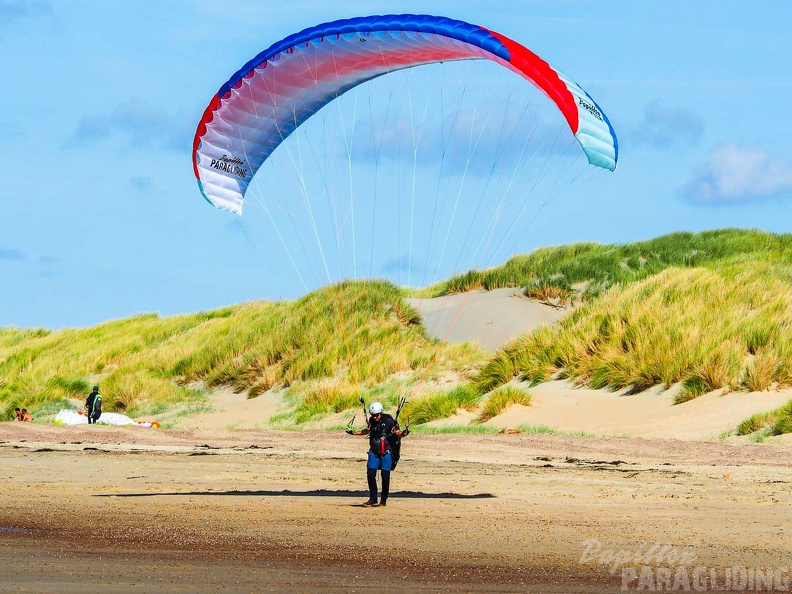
[
  {"x1": 86, "y1": 391, "x2": 102, "y2": 417},
  {"x1": 368, "y1": 413, "x2": 398, "y2": 456}
]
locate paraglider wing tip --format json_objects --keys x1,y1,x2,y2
[{"x1": 197, "y1": 181, "x2": 244, "y2": 215}]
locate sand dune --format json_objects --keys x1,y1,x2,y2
[{"x1": 170, "y1": 289, "x2": 792, "y2": 442}]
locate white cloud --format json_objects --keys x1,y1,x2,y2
[{"x1": 683, "y1": 144, "x2": 792, "y2": 204}]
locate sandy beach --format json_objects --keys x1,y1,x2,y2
[{"x1": 1, "y1": 424, "x2": 791, "y2": 593}]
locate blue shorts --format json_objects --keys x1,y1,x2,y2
[{"x1": 367, "y1": 451, "x2": 393, "y2": 471}]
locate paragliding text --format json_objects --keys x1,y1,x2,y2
[{"x1": 210, "y1": 155, "x2": 248, "y2": 179}]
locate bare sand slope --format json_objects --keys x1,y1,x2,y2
[
  {"x1": 184, "y1": 387, "x2": 284, "y2": 430},
  {"x1": 488, "y1": 380, "x2": 792, "y2": 440},
  {"x1": 407, "y1": 287, "x2": 567, "y2": 352},
  {"x1": 1, "y1": 424, "x2": 791, "y2": 593}
]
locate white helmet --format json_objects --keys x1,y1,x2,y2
[{"x1": 369, "y1": 401, "x2": 384, "y2": 415}]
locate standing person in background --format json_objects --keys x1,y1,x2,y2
[{"x1": 85, "y1": 386, "x2": 102, "y2": 425}]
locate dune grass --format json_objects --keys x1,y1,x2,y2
[
  {"x1": 0, "y1": 280, "x2": 485, "y2": 422},
  {"x1": 773, "y1": 404, "x2": 792, "y2": 435},
  {"x1": 424, "y1": 228, "x2": 792, "y2": 299},
  {"x1": 404, "y1": 385, "x2": 481, "y2": 425},
  {"x1": 522, "y1": 276, "x2": 576, "y2": 307},
  {"x1": 736, "y1": 412, "x2": 776, "y2": 436},
  {"x1": 472, "y1": 258, "x2": 792, "y2": 403},
  {"x1": 738, "y1": 400, "x2": 792, "y2": 437},
  {"x1": 287, "y1": 378, "x2": 361, "y2": 424},
  {"x1": 476, "y1": 386, "x2": 532, "y2": 423}
]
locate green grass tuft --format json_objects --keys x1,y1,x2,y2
[
  {"x1": 406, "y1": 385, "x2": 480, "y2": 425},
  {"x1": 733, "y1": 398, "x2": 792, "y2": 437},
  {"x1": 476, "y1": 386, "x2": 532, "y2": 423},
  {"x1": 736, "y1": 412, "x2": 775, "y2": 436},
  {"x1": 771, "y1": 401, "x2": 792, "y2": 435}
]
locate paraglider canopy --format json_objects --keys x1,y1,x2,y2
[{"x1": 192, "y1": 14, "x2": 618, "y2": 215}]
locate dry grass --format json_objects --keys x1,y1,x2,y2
[{"x1": 0, "y1": 280, "x2": 487, "y2": 421}]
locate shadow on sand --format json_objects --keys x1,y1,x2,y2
[{"x1": 99, "y1": 488, "x2": 494, "y2": 499}]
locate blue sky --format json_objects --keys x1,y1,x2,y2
[{"x1": 2, "y1": 1, "x2": 791, "y2": 329}]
